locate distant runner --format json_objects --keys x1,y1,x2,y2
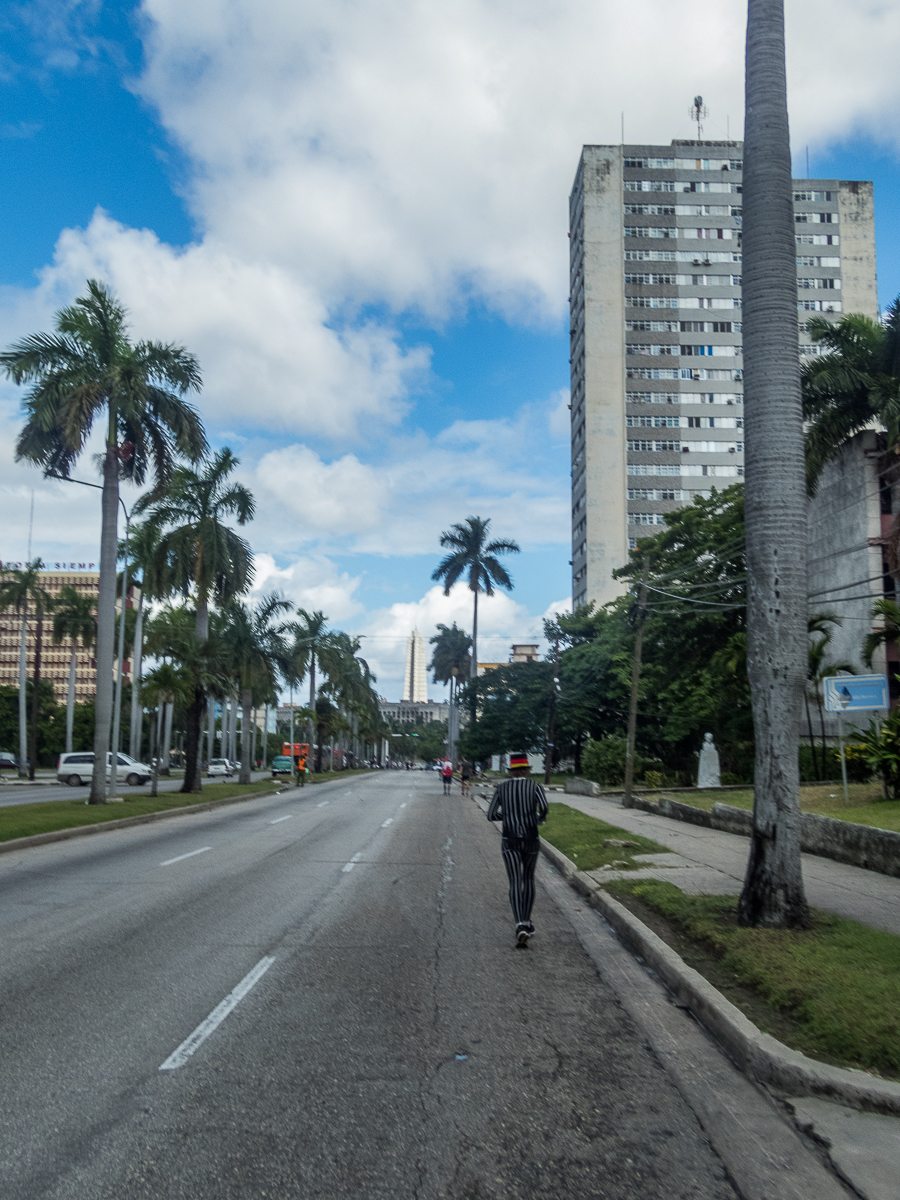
[
  {"x1": 459, "y1": 758, "x2": 473, "y2": 796},
  {"x1": 487, "y1": 753, "x2": 548, "y2": 947},
  {"x1": 440, "y1": 760, "x2": 454, "y2": 795}
]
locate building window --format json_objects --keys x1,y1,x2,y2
[
  {"x1": 798, "y1": 277, "x2": 840, "y2": 290},
  {"x1": 796, "y1": 234, "x2": 839, "y2": 246},
  {"x1": 795, "y1": 212, "x2": 838, "y2": 224},
  {"x1": 629, "y1": 344, "x2": 678, "y2": 356},
  {"x1": 624, "y1": 204, "x2": 676, "y2": 216},
  {"x1": 625, "y1": 226, "x2": 677, "y2": 239},
  {"x1": 624, "y1": 180, "x2": 677, "y2": 192},
  {"x1": 624, "y1": 273, "x2": 678, "y2": 285},
  {"x1": 794, "y1": 191, "x2": 833, "y2": 202},
  {"x1": 629, "y1": 513, "x2": 666, "y2": 525},
  {"x1": 626, "y1": 297, "x2": 679, "y2": 310},
  {"x1": 626, "y1": 320, "x2": 679, "y2": 332},
  {"x1": 626, "y1": 391, "x2": 679, "y2": 404},
  {"x1": 624, "y1": 157, "x2": 675, "y2": 168}
]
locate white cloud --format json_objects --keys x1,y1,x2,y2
[
  {"x1": 249, "y1": 552, "x2": 364, "y2": 621},
  {"x1": 247, "y1": 392, "x2": 570, "y2": 558}
]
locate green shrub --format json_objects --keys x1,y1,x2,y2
[
  {"x1": 581, "y1": 735, "x2": 635, "y2": 786},
  {"x1": 720, "y1": 771, "x2": 744, "y2": 786},
  {"x1": 643, "y1": 770, "x2": 665, "y2": 789}
]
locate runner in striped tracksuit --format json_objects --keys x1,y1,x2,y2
[{"x1": 487, "y1": 755, "x2": 549, "y2": 947}]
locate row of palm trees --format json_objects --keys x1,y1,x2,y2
[{"x1": 0, "y1": 280, "x2": 381, "y2": 798}]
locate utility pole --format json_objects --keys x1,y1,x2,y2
[
  {"x1": 544, "y1": 638, "x2": 560, "y2": 785},
  {"x1": 623, "y1": 561, "x2": 650, "y2": 809}
]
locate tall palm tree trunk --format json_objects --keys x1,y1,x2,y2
[
  {"x1": 17, "y1": 600, "x2": 28, "y2": 776},
  {"x1": 207, "y1": 696, "x2": 216, "y2": 768},
  {"x1": 182, "y1": 598, "x2": 209, "y2": 794},
  {"x1": 28, "y1": 606, "x2": 44, "y2": 780},
  {"x1": 240, "y1": 689, "x2": 252, "y2": 784},
  {"x1": 66, "y1": 644, "x2": 77, "y2": 754},
  {"x1": 162, "y1": 702, "x2": 174, "y2": 774},
  {"x1": 129, "y1": 590, "x2": 144, "y2": 760},
  {"x1": 90, "y1": 445, "x2": 119, "y2": 803},
  {"x1": 738, "y1": 0, "x2": 809, "y2": 928},
  {"x1": 804, "y1": 695, "x2": 819, "y2": 780}
]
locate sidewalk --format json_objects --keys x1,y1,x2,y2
[{"x1": 561, "y1": 793, "x2": 900, "y2": 937}]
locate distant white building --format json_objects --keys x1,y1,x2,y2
[
  {"x1": 403, "y1": 628, "x2": 428, "y2": 702},
  {"x1": 379, "y1": 699, "x2": 449, "y2": 725}
]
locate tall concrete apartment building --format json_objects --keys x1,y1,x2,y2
[{"x1": 569, "y1": 140, "x2": 877, "y2": 608}]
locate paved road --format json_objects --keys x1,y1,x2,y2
[
  {"x1": 0, "y1": 772, "x2": 739, "y2": 1199},
  {"x1": 0, "y1": 771, "x2": 272, "y2": 808}
]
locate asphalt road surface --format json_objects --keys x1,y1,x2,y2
[{"x1": 0, "y1": 771, "x2": 738, "y2": 1199}]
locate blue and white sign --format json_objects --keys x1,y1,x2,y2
[{"x1": 823, "y1": 674, "x2": 889, "y2": 713}]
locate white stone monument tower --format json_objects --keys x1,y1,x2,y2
[{"x1": 402, "y1": 629, "x2": 428, "y2": 703}]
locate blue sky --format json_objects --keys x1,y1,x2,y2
[{"x1": 2, "y1": 1, "x2": 900, "y2": 698}]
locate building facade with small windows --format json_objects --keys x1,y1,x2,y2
[
  {"x1": 0, "y1": 568, "x2": 107, "y2": 705},
  {"x1": 569, "y1": 140, "x2": 877, "y2": 609}
]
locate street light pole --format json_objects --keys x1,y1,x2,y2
[{"x1": 108, "y1": 503, "x2": 132, "y2": 799}]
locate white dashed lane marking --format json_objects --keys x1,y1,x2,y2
[
  {"x1": 159, "y1": 957, "x2": 275, "y2": 1071},
  {"x1": 160, "y1": 847, "x2": 211, "y2": 867},
  {"x1": 269, "y1": 814, "x2": 293, "y2": 824},
  {"x1": 381, "y1": 818, "x2": 393, "y2": 828},
  {"x1": 342, "y1": 852, "x2": 363, "y2": 873},
  {"x1": 316, "y1": 801, "x2": 329, "y2": 808}
]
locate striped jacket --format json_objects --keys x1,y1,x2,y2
[{"x1": 487, "y1": 777, "x2": 549, "y2": 840}]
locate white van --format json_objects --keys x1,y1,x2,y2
[{"x1": 57, "y1": 752, "x2": 153, "y2": 787}]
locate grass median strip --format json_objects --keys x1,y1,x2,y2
[
  {"x1": 541, "y1": 802, "x2": 667, "y2": 871},
  {"x1": 0, "y1": 778, "x2": 285, "y2": 844},
  {"x1": 606, "y1": 878, "x2": 900, "y2": 1081}
]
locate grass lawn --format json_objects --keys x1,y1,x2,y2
[
  {"x1": 0, "y1": 777, "x2": 285, "y2": 844},
  {"x1": 646, "y1": 782, "x2": 900, "y2": 835},
  {"x1": 541, "y1": 802, "x2": 667, "y2": 872},
  {"x1": 606, "y1": 879, "x2": 900, "y2": 1081}
]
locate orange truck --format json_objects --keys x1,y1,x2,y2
[{"x1": 282, "y1": 743, "x2": 309, "y2": 772}]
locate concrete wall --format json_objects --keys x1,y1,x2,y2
[
  {"x1": 838, "y1": 181, "x2": 879, "y2": 320},
  {"x1": 565, "y1": 776, "x2": 601, "y2": 797},
  {"x1": 571, "y1": 146, "x2": 628, "y2": 608},
  {"x1": 807, "y1": 431, "x2": 889, "y2": 733}
]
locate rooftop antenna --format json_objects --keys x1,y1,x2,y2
[
  {"x1": 27, "y1": 489, "x2": 34, "y2": 562},
  {"x1": 690, "y1": 94, "x2": 708, "y2": 142}
]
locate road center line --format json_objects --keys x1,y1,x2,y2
[
  {"x1": 381, "y1": 818, "x2": 393, "y2": 827},
  {"x1": 160, "y1": 847, "x2": 211, "y2": 867},
  {"x1": 316, "y1": 801, "x2": 329, "y2": 808},
  {"x1": 270, "y1": 814, "x2": 293, "y2": 824},
  {"x1": 400, "y1": 803, "x2": 407, "y2": 808},
  {"x1": 342, "y1": 852, "x2": 363, "y2": 872},
  {"x1": 159, "y1": 956, "x2": 275, "y2": 1071}
]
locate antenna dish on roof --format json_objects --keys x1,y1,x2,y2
[{"x1": 689, "y1": 95, "x2": 709, "y2": 140}]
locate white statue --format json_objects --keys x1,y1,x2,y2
[{"x1": 697, "y1": 732, "x2": 721, "y2": 788}]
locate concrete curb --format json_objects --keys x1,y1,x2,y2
[
  {"x1": 536, "y1": 834, "x2": 900, "y2": 1116},
  {"x1": 0, "y1": 781, "x2": 319, "y2": 856}
]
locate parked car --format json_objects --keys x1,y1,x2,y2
[
  {"x1": 207, "y1": 758, "x2": 233, "y2": 778},
  {"x1": 271, "y1": 755, "x2": 294, "y2": 777},
  {"x1": 0, "y1": 751, "x2": 17, "y2": 772},
  {"x1": 57, "y1": 752, "x2": 153, "y2": 787}
]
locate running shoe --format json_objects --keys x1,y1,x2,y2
[{"x1": 515, "y1": 924, "x2": 529, "y2": 947}]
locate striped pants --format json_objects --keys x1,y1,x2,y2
[{"x1": 500, "y1": 835, "x2": 539, "y2": 925}]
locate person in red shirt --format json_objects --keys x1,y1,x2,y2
[{"x1": 440, "y1": 759, "x2": 454, "y2": 795}]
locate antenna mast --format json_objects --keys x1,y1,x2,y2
[{"x1": 689, "y1": 94, "x2": 708, "y2": 141}]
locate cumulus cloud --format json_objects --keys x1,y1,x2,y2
[
  {"x1": 247, "y1": 391, "x2": 570, "y2": 557},
  {"x1": 249, "y1": 552, "x2": 364, "y2": 620}
]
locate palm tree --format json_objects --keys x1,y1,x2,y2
[
  {"x1": 805, "y1": 613, "x2": 855, "y2": 780},
  {"x1": 319, "y1": 632, "x2": 378, "y2": 771},
  {"x1": 141, "y1": 663, "x2": 192, "y2": 797},
  {"x1": 126, "y1": 520, "x2": 170, "y2": 761},
  {"x1": 1, "y1": 280, "x2": 205, "y2": 802},
  {"x1": 222, "y1": 594, "x2": 292, "y2": 784},
  {"x1": 431, "y1": 517, "x2": 520, "y2": 683},
  {"x1": 738, "y1": 0, "x2": 809, "y2": 929},
  {"x1": 51, "y1": 586, "x2": 97, "y2": 754},
  {"x1": 135, "y1": 448, "x2": 254, "y2": 792},
  {"x1": 0, "y1": 560, "x2": 51, "y2": 777},
  {"x1": 863, "y1": 598, "x2": 900, "y2": 669},
  {"x1": 803, "y1": 303, "x2": 900, "y2": 494},
  {"x1": 291, "y1": 610, "x2": 333, "y2": 764}
]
